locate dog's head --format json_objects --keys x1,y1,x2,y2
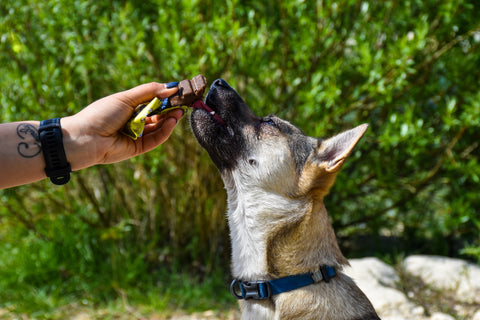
[{"x1": 190, "y1": 79, "x2": 368, "y2": 199}]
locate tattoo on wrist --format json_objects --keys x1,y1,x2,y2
[{"x1": 17, "y1": 123, "x2": 42, "y2": 158}]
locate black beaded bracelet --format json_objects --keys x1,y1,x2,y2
[{"x1": 38, "y1": 118, "x2": 71, "y2": 185}]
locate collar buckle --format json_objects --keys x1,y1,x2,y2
[
  {"x1": 230, "y1": 279, "x2": 272, "y2": 300},
  {"x1": 312, "y1": 265, "x2": 336, "y2": 283},
  {"x1": 230, "y1": 265, "x2": 336, "y2": 300}
]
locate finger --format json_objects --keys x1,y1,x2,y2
[
  {"x1": 118, "y1": 82, "x2": 179, "y2": 107},
  {"x1": 145, "y1": 114, "x2": 163, "y2": 125},
  {"x1": 143, "y1": 116, "x2": 166, "y2": 134},
  {"x1": 144, "y1": 109, "x2": 184, "y2": 127},
  {"x1": 163, "y1": 108, "x2": 185, "y2": 122},
  {"x1": 140, "y1": 117, "x2": 179, "y2": 153},
  {"x1": 143, "y1": 109, "x2": 184, "y2": 138}
]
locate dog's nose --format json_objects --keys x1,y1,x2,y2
[{"x1": 212, "y1": 79, "x2": 231, "y2": 89}]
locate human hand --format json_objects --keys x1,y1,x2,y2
[{"x1": 61, "y1": 82, "x2": 184, "y2": 170}]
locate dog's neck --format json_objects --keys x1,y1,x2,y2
[{"x1": 223, "y1": 173, "x2": 349, "y2": 281}]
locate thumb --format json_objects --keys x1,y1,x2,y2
[{"x1": 119, "y1": 82, "x2": 179, "y2": 107}]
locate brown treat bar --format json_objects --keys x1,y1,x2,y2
[{"x1": 169, "y1": 75, "x2": 207, "y2": 107}]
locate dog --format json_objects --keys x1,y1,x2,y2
[{"x1": 190, "y1": 79, "x2": 380, "y2": 320}]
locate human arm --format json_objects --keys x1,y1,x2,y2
[{"x1": 0, "y1": 82, "x2": 183, "y2": 189}]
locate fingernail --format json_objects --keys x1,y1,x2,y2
[
  {"x1": 166, "y1": 81, "x2": 179, "y2": 89},
  {"x1": 168, "y1": 117, "x2": 178, "y2": 125}
]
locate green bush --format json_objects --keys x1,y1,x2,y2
[{"x1": 1, "y1": 0, "x2": 479, "y2": 313}]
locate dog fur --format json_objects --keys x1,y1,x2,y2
[{"x1": 191, "y1": 79, "x2": 380, "y2": 320}]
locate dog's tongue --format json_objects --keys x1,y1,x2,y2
[{"x1": 192, "y1": 100, "x2": 226, "y2": 125}]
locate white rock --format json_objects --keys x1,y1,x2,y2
[
  {"x1": 403, "y1": 255, "x2": 480, "y2": 304},
  {"x1": 429, "y1": 312, "x2": 455, "y2": 320},
  {"x1": 472, "y1": 310, "x2": 480, "y2": 320},
  {"x1": 347, "y1": 257, "x2": 399, "y2": 287},
  {"x1": 345, "y1": 258, "x2": 420, "y2": 319},
  {"x1": 412, "y1": 306, "x2": 426, "y2": 316}
]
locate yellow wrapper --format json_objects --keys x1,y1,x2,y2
[{"x1": 122, "y1": 97, "x2": 187, "y2": 140}]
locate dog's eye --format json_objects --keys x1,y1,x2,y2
[{"x1": 261, "y1": 118, "x2": 276, "y2": 127}]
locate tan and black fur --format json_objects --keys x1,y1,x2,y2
[{"x1": 191, "y1": 79, "x2": 380, "y2": 320}]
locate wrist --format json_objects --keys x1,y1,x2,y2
[
  {"x1": 60, "y1": 116, "x2": 98, "y2": 171},
  {"x1": 38, "y1": 118, "x2": 71, "y2": 185}
]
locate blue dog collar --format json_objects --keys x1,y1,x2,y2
[{"x1": 230, "y1": 265, "x2": 336, "y2": 300}]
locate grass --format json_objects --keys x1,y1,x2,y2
[
  {"x1": 0, "y1": 268, "x2": 237, "y2": 320},
  {"x1": 1, "y1": 304, "x2": 239, "y2": 320},
  {"x1": 0, "y1": 227, "x2": 236, "y2": 320}
]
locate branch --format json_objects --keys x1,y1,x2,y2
[
  {"x1": 76, "y1": 174, "x2": 109, "y2": 227},
  {"x1": 340, "y1": 125, "x2": 468, "y2": 229}
]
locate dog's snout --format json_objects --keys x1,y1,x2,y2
[{"x1": 212, "y1": 79, "x2": 231, "y2": 89}]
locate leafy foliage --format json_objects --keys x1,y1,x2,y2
[{"x1": 1, "y1": 0, "x2": 479, "y2": 314}]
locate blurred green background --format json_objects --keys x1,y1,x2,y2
[{"x1": 1, "y1": 0, "x2": 479, "y2": 317}]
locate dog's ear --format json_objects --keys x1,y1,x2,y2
[
  {"x1": 318, "y1": 124, "x2": 369, "y2": 173},
  {"x1": 299, "y1": 124, "x2": 368, "y2": 197}
]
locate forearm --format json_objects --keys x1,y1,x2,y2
[
  {"x1": 0, "y1": 121, "x2": 46, "y2": 188},
  {"x1": 0, "y1": 118, "x2": 96, "y2": 189},
  {"x1": 0, "y1": 82, "x2": 182, "y2": 189}
]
